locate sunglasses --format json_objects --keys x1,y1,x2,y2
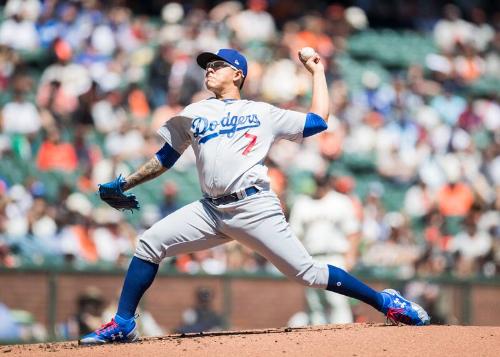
[{"x1": 206, "y1": 60, "x2": 239, "y2": 72}]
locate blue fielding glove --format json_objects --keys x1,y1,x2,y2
[{"x1": 98, "y1": 174, "x2": 140, "y2": 212}]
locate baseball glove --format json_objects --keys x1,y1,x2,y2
[{"x1": 98, "y1": 174, "x2": 140, "y2": 212}]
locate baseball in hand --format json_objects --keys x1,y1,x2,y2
[{"x1": 299, "y1": 47, "x2": 316, "y2": 62}]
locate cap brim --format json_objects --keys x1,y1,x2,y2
[{"x1": 196, "y1": 52, "x2": 227, "y2": 70}]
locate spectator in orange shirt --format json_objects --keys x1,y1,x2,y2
[
  {"x1": 436, "y1": 180, "x2": 475, "y2": 217},
  {"x1": 290, "y1": 17, "x2": 335, "y2": 61},
  {"x1": 454, "y1": 44, "x2": 485, "y2": 83},
  {"x1": 36, "y1": 126, "x2": 78, "y2": 172},
  {"x1": 127, "y1": 83, "x2": 150, "y2": 121}
]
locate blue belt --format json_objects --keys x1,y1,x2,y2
[{"x1": 208, "y1": 186, "x2": 259, "y2": 206}]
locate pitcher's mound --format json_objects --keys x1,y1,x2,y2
[{"x1": 2, "y1": 323, "x2": 499, "y2": 357}]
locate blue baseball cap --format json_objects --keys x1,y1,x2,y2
[{"x1": 197, "y1": 49, "x2": 248, "y2": 78}]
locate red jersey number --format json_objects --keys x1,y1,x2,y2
[{"x1": 242, "y1": 133, "x2": 257, "y2": 156}]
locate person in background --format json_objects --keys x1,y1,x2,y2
[
  {"x1": 160, "y1": 181, "x2": 180, "y2": 217},
  {"x1": 75, "y1": 287, "x2": 106, "y2": 336},
  {"x1": 175, "y1": 287, "x2": 224, "y2": 334},
  {"x1": 0, "y1": 302, "x2": 21, "y2": 342},
  {"x1": 36, "y1": 125, "x2": 78, "y2": 172},
  {"x1": 289, "y1": 174, "x2": 361, "y2": 324}
]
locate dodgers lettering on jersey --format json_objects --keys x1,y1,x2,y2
[
  {"x1": 157, "y1": 98, "x2": 306, "y2": 198},
  {"x1": 192, "y1": 112, "x2": 261, "y2": 143}
]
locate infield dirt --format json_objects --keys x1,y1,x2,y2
[{"x1": 1, "y1": 323, "x2": 499, "y2": 357}]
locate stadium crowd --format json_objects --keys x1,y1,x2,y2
[
  {"x1": 0, "y1": 0, "x2": 499, "y2": 342},
  {"x1": 0, "y1": 0, "x2": 498, "y2": 285}
]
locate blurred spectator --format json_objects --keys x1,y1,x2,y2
[
  {"x1": 148, "y1": 44, "x2": 174, "y2": 108},
  {"x1": 36, "y1": 125, "x2": 78, "y2": 172},
  {"x1": 484, "y1": 32, "x2": 500, "y2": 78},
  {"x1": 361, "y1": 212, "x2": 421, "y2": 277},
  {"x1": 57, "y1": 1, "x2": 88, "y2": 51},
  {"x1": 91, "y1": 89, "x2": 127, "y2": 133},
  {"x1": 75, "y1": 287, "x2": 105, "y2": 336},
  {"x1": 430, "y1": 83, "x2": 466, "y2": 126},
  {"x1": 91, "y1": 208, "x2": 134, "y2": 264},
  {"x1": 267, "y1": 165, "x2": 288, "y2": 211},
  {"x1": 454, "y1": 44, "x2": 485, "y2": 83},
  {"x1": 225, "y1": 241, "x2": 263, "y2": 272},
  {"x1": 27, "y1": 195, "x2": 57, "y2": 243},
  {"x1": 423, "y1": 210, "x2": 452, "y2": 253},
  {"x1": 91, "y1": 154, "x2": 132, "y2": 188},
  {"x1": 126, "y1": 83, "x2": 150, "y2": 121},
  {"x1": 404, "y1": 179, "x2": 434, "y2": 219},
  {"x1": 360, "y1": 185, "x2": 386, "y2": 243},
  {"x1": 0, "y1": 0, "x2": 496, "y2": 281},
  {"x1": 405, "y1": 281, "x2": 448, "y2": 324},
  {"x1": 0, "y1": 241, "x2": 17, "y2": 267},
  {"x1": 451, "y1": 216, "x2": 492, "y2": 263},
  {"x1": 0, "y1": 2, "x2": 39, "y2": 50},
  {"x1": 72, "y1": 81, "x2": 99, "y2": 127},
  {"x1": 289, "y1": 174, "x2": 360, "y2": 324},
  {"x1": 261, "y1": 46, "x2": 306, "y2": 102},
  {"x1": 175, "y1": 287, "x2": 224, "y2": 334},
  {"x1": 4, "y1": 0, "x2": 41, "y2": 22},
  {"x1": 228, "y1": 0, "x2": 276, "y2": 45},
  {"x1": 458, "y1": 98, "x2": 482, "y2": 131},
  {"x1": 37, "y1": 79, "x2": 78, "y2": 122},
  {"x1": 39, "y1": 39, "x2": 91, "y2": 106},
  {"x1": 353, "y1": 71, "x2": 395, "y2": 117},
  {"x1": 469, "y1": 7, "x2": 494, "y2": 53},
  {"x1": 286, "y1": 14, "x2": 334, "y2": 60},
  {"x1": 2, "y1": 88, "x2": 41, "y2": 136},
  {"x1": 331, "y1": 174, "x2": 363, "y2": 220},
  {"x1": 0, "y1": 45, "x2": 18, "y2": 90},
  {"x1": 318, "y1": 119, "x2": 345, "y2": 162},
  {"x1": 151, "y1": 89, "x2": 183, "y2": 131},
  {"x1": 104, "y1": 122, "x2": 146, "y2": 161},
  {"x1": 160, "y1": 181, "x2": 180, "y2": 217},
  {"x1": 3, "y1": 184, "x2": 33, "y2": 238},
  {"x1": 0, "y1": 302, "x2": 21, "y2": 342},
  {"x1": 436, "y1": 180, "x2": 474, "y2": 218},
  {"x1": 59, "y1": 210, "x2": 97, "y2": 264},
  {"x1": 433, "y1": 4, "x2": 473, "y2": 54}
]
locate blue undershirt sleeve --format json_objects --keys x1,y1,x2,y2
[
  {"x1": 303, "y1": 112, "x2": 328, "y2": 137},
  {"x1": 155, "y1": 142, "x2": 181, "y2": 169}
]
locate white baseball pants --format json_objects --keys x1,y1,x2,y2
[{"x1": 135, "y1": 190, "x2": 330, "y2": 288}]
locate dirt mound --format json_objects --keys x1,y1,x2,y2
[{"x1": 2, "y1": 324, "x2": 499, "y2": 357}]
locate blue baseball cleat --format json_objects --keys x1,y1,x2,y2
[
  {"x1": 78, "y1": 315, "x2": 139, "y2": 345},
  {"x1": 381, "y1": 289, "x2": 430, "y2": 326}
]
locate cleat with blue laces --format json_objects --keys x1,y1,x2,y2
[
  {"x1": 78, "y1": 315, "x2": 139, "y2": 345},
  {"x1": 381, "y1": 289, "x2": 430, "y2": 326}
]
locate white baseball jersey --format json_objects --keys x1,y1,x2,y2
[
  {"x1": 136, "y1": 97, "x2": 331, "y2": 291},
  {"x1": 289, "y1": 191, "x2": 360, "y2": 256},
  {"x1": 157, "y1": 98, "x2": 306, "y2": 197}
]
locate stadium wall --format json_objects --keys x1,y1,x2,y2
[{"x1": 1, "y1": 268, "x2": 499, "y2": 340}]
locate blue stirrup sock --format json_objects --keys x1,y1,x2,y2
[
  {"x1": 115, "y1": 260, "x2": 385, "y2": 323},
  {"x1": 326, "y1": 265, "x2": 385, "y2": 312},
  {"x1": 116, "y1": 256, "x2": 159, "y2": 321}
]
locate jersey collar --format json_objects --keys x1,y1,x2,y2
[{"x1": 209, "y1": 97, "x2": 239, "y2": 103}]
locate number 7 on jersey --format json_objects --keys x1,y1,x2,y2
[{"x1": 242, "y1": 133, "x2": 257, "y2": 156}]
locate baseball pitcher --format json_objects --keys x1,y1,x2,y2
[{"x1": 80, "y1": 48, "x2": 429, "y2": 345}]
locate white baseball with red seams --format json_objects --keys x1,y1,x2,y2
[
  {"x1": 299, "y1": 47, "x2": 316, "y2": 62},
  {"x1": 135, "y1": 97, "x2": 331, "y2": 289}
]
